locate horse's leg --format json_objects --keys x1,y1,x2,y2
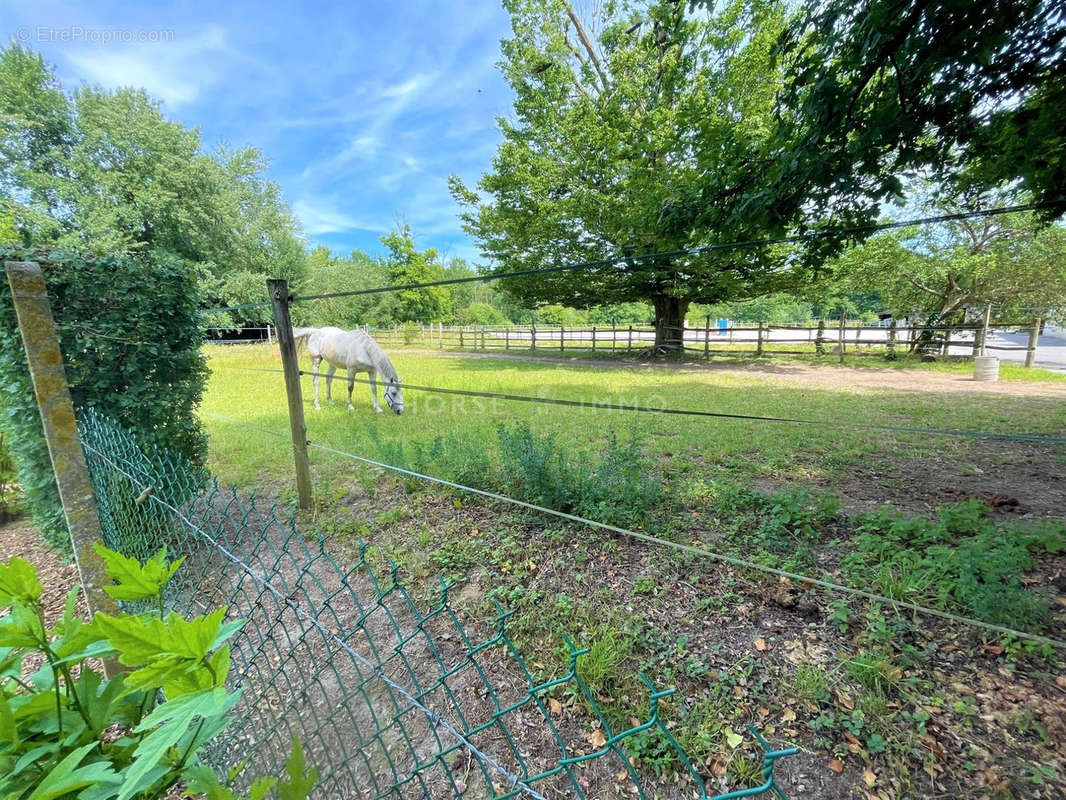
[
  {"x1": 368, "y1": 369, "x2": 382, "y2": 413},
  {"x1": 347, "y1": 369, "x2": 357, "y2": 412},
  {"x1": 326, "y1": 364, "x2": 336, "y2": 403},
  {"x1": 311, "y1": 355, "x2": 322, "y2": 411}
]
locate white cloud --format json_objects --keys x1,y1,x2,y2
[
  {"x1": 293, "y1": 199, "x2": 388, "y2": 236},
  {"x1": 63, "y1": 25, "x2": 228, "y2": 107}
]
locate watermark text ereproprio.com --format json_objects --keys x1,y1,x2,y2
[{"x1": 16, "y1": 26, "x2": 175, "y2": 44}]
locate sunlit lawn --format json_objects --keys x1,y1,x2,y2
[{"x1": 200, "y1": 343, "x2": 1066, "y2": 499}]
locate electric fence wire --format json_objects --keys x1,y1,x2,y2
[
  {"x1": 202, "y1": 200, "x2": 1066, "y2": 315},
  {"x1": 201, "y1": 410, "x2": 1066, "y2": 653},
  {"x1": 215, "y1": 365, "x2": 1066, "y2": 446},
  {"x1": 80, "y1": 439, "x2": 550, "y2": 800}
]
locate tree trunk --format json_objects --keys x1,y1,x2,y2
[{"x1": 652, "y1": 295, "x2": 691, "y2": 352}]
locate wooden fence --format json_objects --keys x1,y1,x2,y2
[{"x1": 373, "y1": 317, "x2": 1043, "y2": 365}]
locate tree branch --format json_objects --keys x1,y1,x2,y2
[{"x1": 565, "y1": 4, "x2": 610, "y2": 90}]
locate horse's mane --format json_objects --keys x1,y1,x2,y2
[{"x1": 356, "y1": 330, "x2": 398, "y2": 380}]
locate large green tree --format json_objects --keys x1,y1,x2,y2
[
  {"x1": 381, "y1": 225, "x2": 452, "y2": 323},
  {"x1": 451, "y1": 0, "x2": 806, "y2": 349},
  {"x1": 0, "y1": 44, "x2": 306, "y2": 295},
  {"x1": 830, "y1": 191, "x2": 1066, "y2": 322}
]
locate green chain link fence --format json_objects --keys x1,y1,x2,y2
[{"x1": 79, "y1": 408, "x2": 795, "y2": 799}]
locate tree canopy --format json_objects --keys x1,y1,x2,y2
[
  {"x1": 451, "y1": 0, "x2": 813, "y2": 348},
  {"x1": 764, "y1": 0, "x2": 1066, "y2": 228},
  {"x1": 828, "y1": 187, "x2": 1066, "y2": 322},
  {"x1": 0, "y1": 44, "x2": 307, "y2": 300}
]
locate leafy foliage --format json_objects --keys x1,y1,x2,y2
[
  {"x1": 451, "y1": 0, "x2": 808, "y2": 347},
  {"x1": 0, "y1": 246, "x2": 209, "y2": 550},
  {"x1": 0, "y1": 44, "x2": 306, "y2": 303},
  {"x1": 826, "y1": 183, "x2": 1066, "y2": 320},
  {"x1": 842, "y1": 501, "x2": 1063, "y2": 630},
  {"x1": 772, "y1": 0, "x2": 1066, "y2": 224},
  {"x1": 0, "y1": 546, "x2": 317, "y2": 800}
]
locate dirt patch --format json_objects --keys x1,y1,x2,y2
[
  {"x1": 753, "y1": 440, "x2": 1066, "y2": 521},
  {"x1": 403, "y1": 349, "x2": 1066, "y2": 398}
]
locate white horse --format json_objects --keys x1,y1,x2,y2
[{"x1": 291, "y1": 327, "x2": 403, "y2": 414}]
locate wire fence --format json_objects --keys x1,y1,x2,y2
[
  {"x1": 79, "y1": 408, "x2": 799, "y2": 800},
  {"x1": 358, "y1": 319, "x2": 1042, "y2": 362}
]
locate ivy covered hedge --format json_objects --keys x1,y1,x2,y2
[{"x1": 0, "y1": 247, "x2": 208, "y2": 549}]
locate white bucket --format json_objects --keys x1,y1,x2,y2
[{"x1": 973, "y1": 355, "x2": 1000, "y2": 381}]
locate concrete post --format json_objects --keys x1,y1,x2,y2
[{"x1": 4, "y1": 261, "x2": 122, "y2": 632}]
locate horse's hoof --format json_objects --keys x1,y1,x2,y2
[
  {"x1": 348, "y1": 405, "x2": 355, "y2": 412},
  {"x1": 374, "y1": 407, "x2": 383, "y2": 414}
]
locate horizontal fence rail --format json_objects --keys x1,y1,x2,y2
[{"x1": 256, "y1": 319, "x2": 1042, "y2": 366}]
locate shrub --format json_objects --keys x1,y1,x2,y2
[
  {"x1": 0, "y1": 246, "x2": 209, "y2": 549},
  {"x1": 0, "y1": 546, "x2": 316, "y2": 799}
]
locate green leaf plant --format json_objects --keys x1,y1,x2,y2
[{"x1": 0, "y1": 546, "x2": 317, "y2": 800}]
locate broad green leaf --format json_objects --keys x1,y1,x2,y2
[
  {"x1": 278, "y1": 738, "x2": 318, "y2": 800},
  {"x1": 27, "y1": 742, "x2": 121, "y2": 800},
  {"x1": 122, "y1": 689, "x2": 240, "y2": 800},
  {"x1": 11, "y1": 741, "x2": 60, "y2": 779},
  {"x1": 0, "y1": 691, "x2": 17, "y2": 748},
  {"x1": 209, "y1": 618, "x2": 245, "y2": 650},
  {"x1": 93, "y1": 545, "x2": 184, "y2": 603},
  {"x1": 182, "y1": 764, "x2": 236, "y2": 800},
  {"x1": 248, "y1": 776, "x2": 279, "y2": 800},
  {"x1": 165, "y1": 608, "x2": 226, "y2": 661},
  {"x1": 91, "y1": 614, "x2": 170, "y2": 665},
  {"x1": 723, "y1": 726, "x2": 744, "y2": 749},
  {"x1": 0, "y1": 558, "x2": 42, "y2": 605}
]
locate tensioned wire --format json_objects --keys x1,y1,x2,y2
[
  {"x1": 80, "y1": 439, "x2": 549, "y2": 800},
  {"x1": 202, "y1": 410, "x2": 1066, "y2": 653},
  {"x1": 201, "y1": 200, "x2": 1066, "y2": 314},
  {"x1": 214, "y1": 365, "x2": 1066, "y2": 446}
]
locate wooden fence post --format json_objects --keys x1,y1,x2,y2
[
  {"x1": 1025, "y1": 317, "x2": 1041, "y2": 367},
  {"x1": 459, "y1": 328, "x2": 464, "y2": 349},
  {"x1": 838, "y1": 312, "x2": 846, "y2": 363},
  {"x1": 612, "y1": 322, "x2": 617, "y2": 353},
  {"x1": 480, "y1": 326, "x2": 486, "y2": 350},
  {"x1": 267, "y1": 279, "x2": 312, "y2": 510},
  {"x1": 815, "y1": 319, "x2": 825, "y2": 356},
  {"x1": 887, "y1": 318, "x2": 897, "y2": 360},
  {"x1": 756, "y1": 321, "x2": 765, "y2": 357},
  {"x1": 704, "y1": 316, "x2": 711, "y2": 359},
  {"x1": 560, "y1": 326, "x2": 565, "y2": 352},
  {"x1": 591, "y1": 326, "x2": 597, "y2": 352},
  {"x1": 505, "y1": 327, "x2": 510, "y2": 350},
  {"x1": 4, "y1": 261, "x2": 122, "y2": 630},
  {"x1": 628, "y1": 325, "x2": 633, "y2": 351},
  {"x1": 531, "y1": 324, "x2": 536, "y2": 350}
]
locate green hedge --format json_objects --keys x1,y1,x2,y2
[{"x1": 0, "y1": 247, "x2": 208, "y2": 549}]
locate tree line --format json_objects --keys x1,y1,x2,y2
[{"x1": 2, "y1": 0, "x2": 1064, "y2": 345}]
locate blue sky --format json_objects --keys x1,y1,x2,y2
[{"x1": 0, "y1": 0, "x2": 516, "y2": 263}]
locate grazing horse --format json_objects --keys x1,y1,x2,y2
[{"x1": 291, "y1": 327, "x2": 403, "y2": 414}]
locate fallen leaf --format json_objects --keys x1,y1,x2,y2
[
  {"x1": 863, "y1": 767, "x2": 877, "y2": 787},
  {"x1": 828, "y1": 758, "x2": 845, "y2": 775},
  {"x1": 1055, "y1": 676, "x2": 1066, "y2": 689},
  {"x1": 586, "y1": 728, "x2": 607, "y2": 748},
  {"x1": 755, "y1": 637, "x2": 770, "y2": 651},
  {"x1": 723, "y1": 727, "x2": 744, "y2": 749},
  {"x1": 548, "y1": 698, "x2": 562, "y2": 716},
  {"x1": 836, "y1": 691, "x2": 855, "y2": 710},
  {"x1": 781, "y1": 707, "x2": 797, "y2": 723},
  {"x1": 982, "y1": 644, "x2": 1004, "y2": 656}
]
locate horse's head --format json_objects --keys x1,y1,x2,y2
[{"x1": 385, "y1": 377, "x2": 403, "y2": 415}]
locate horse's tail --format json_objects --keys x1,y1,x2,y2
[{"x1": 291, "y1": 327, "x2": 313, "y2": 341}]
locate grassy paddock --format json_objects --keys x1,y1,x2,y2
[
  {"x1": 202, "y1": 343, "x2": 1064, "y2": 490},
  {"x1": 200, "y1": 343, "x2": 1066, "y2": 798}
]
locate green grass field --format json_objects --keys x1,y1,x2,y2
[
  {"x1": 201, "y1": 343, "x2": 1064, "y2": 494},
  {"x1": 199, "y1": 343, "x2": 1066, "y2": 797}
]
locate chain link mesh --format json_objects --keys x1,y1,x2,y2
[{"x1": 79, "y1": 408, "x2": 794, "y2": 799}]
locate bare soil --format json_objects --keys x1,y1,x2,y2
[{"x1": 406, "y1": 350, "x2": 1066, "y2": 398}]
